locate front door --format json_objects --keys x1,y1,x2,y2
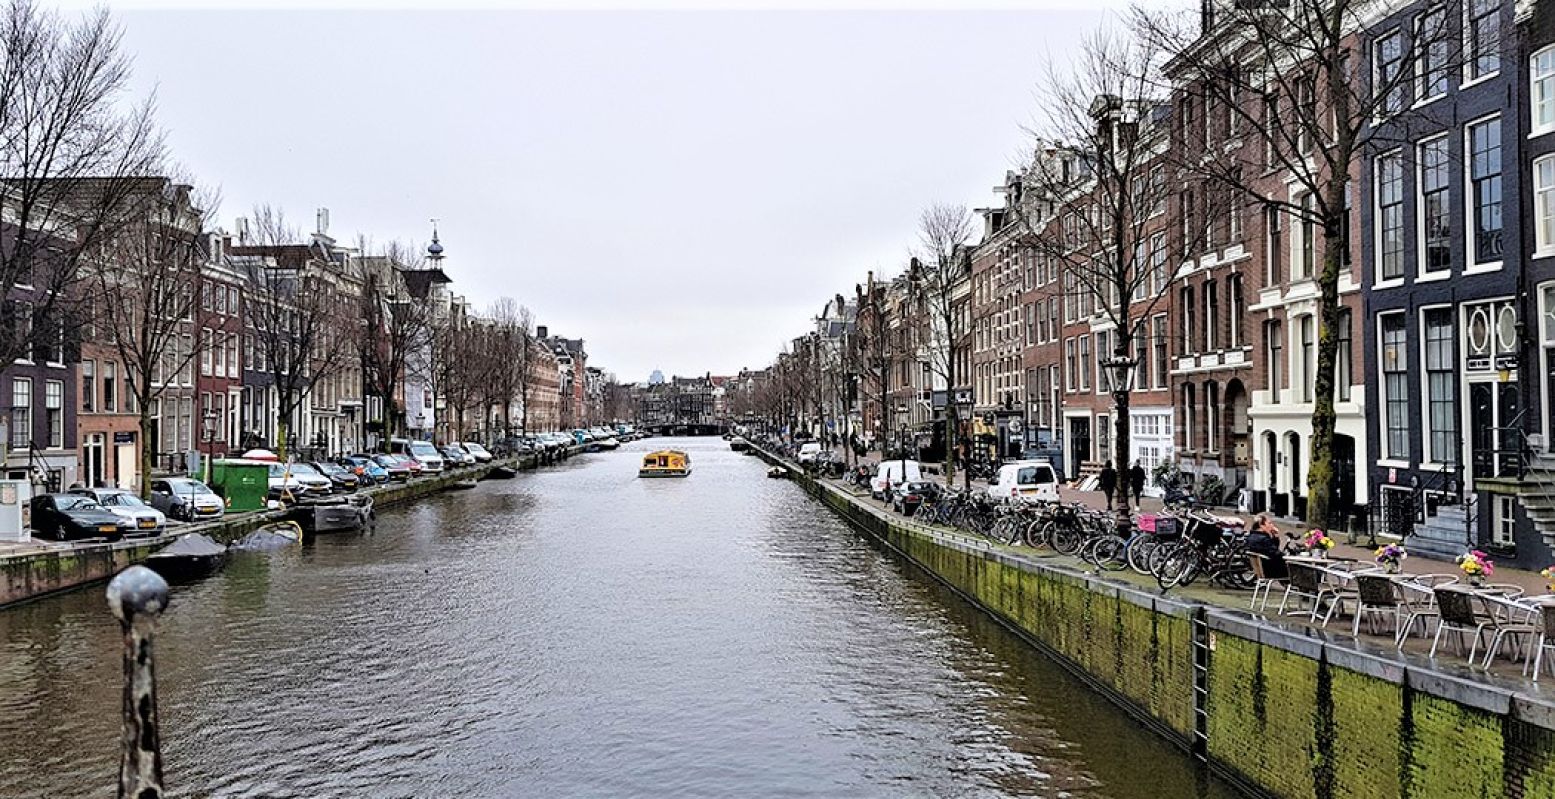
[
  {"x1": 83, "y1": 433, "x2": 104, "y2": 488},
  {"x1": 1069, "y1": 417, "x2": 1090, "y2": 479},
  {"x1": 1470, "y1": 380, "x2": 1521, "y2": 479}
]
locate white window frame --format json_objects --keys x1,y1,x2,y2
[
  {"x1": 1464, "y1": 114, "x2": 1504, "y2": 272},
  {"x1": 1533, "y1": 45, "x2": 1555, "y2": 136},
  {"x1": 1536, "y1": 155, "x2": 1555, "y2": 256}
]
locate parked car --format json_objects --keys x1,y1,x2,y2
[
  {"x1": 265, "y1": 463, "x2": 310, "y2": 499},
  {"x1": 871, "y1": 460, "x2": 923, "y2": 499},
  {"x1": 461, "y1": 442, "x2": 494, "y2": 463},
  {"x1": 311, "y1": 461, "x2": 360, "y2": 492},
  {"x1": 30, "y1": 493, "x2": 127, "y2": 541},
  {"x1": 797, "y1": 442, "x2": 823, "y2": 464},
  {"x1": 372, "y1": 454, "x2": 412, "y2": 481},
  {"x1": 148, "y1": 477, "x2": 226, "y2": 521},
  {"x1": 440, "y1": 445, "x2": 476, "y2": 466},
  {"x1": 891, "y1": 480, "x2": 943, "y2": 516},
  {"x1": 397, "y1": 439, "x2": 444, "y2": 474},
  {"x1": 69, "y1": 487, "x2": 166, "y2": 536},
  {"x1": 987, "y1": 461, "x2": 1060, "y2": 504},
  {"x1": 341, "y1": 455, "x2": 391, "y2": 484}
]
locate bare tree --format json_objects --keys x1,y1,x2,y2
[
  {"x1": 913, "y1": 203, "x2": 974, "y2": 484},
  {"x1": 853, "y1": 273, "x2": 893, "y2": 454},
  {"x1": 0, "y1": 0, "x2": 164, "y2": 371},
  {"x1": 486, "y1": 297, "x2": 535, "y2": 442},
  {"x1": 232, "y1": 205, "x2": 355, "y2": 459},
  {"x1": 92, "y1": 180, "x2": 212, "y2": 496},
  {"x1": 1016, "y1": 27, "x2": 1190, "y2": 520},
  {"x1": 355, "y1": 238, "x2": 433, "y2": 448},
  {"x1": 1135, "y1": 0, "x2": 1457, "y2": 525}
]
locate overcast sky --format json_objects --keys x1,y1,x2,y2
[{"x1": 105, "y1": 1, "x2": 1112, "y2": 382}]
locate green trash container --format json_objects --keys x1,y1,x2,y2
[{"x1": 209, "y1": 459, "x2": 270, "y2": 513}]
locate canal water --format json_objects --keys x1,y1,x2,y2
[{"x1": 0, "y1": 438, "x2": 1239, "y2": 798}]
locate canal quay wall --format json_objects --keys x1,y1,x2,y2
[
  {"x1": 755, "y1": 447, "x2": 1555, "y2": 799},
  {"x1": 0, "y1": 448, "x2": 575, "y2": 608}
]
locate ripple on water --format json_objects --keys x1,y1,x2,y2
[{"x1": 0, "y1": 440, "x2": 1240, "y2": 799}]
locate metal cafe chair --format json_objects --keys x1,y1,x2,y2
[
  {"x1": 1351, "y1": 573, "x2": 1405, "y2": 638},
  {"x1": 1480, "y1": 594, "x2": 1540, "y2": 670},
  {"x1": 1525, "y1": 602, "x2": 1555, "y2": 682},
  {"x1": 1429, "y1": 587, "x2": 1495, "y2": 663},
  {"x1": 1395, "y1": 579, "x2": 1442, "y2": 648},
  {"x1": 1247, "y1": 553, "x2": 1286, "y2": 612},
  {"x1": 1278, "y1": 561, "x2": 1326, "y2": 618}
]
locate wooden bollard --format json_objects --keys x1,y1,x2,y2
[{"x1": 106, "y1": 566, "x2": 170, "y2": 799}]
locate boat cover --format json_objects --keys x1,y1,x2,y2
[
  {"x1": 150, "y1": 533, "x2": 226, "y2": 559},
  {"x1": 230, "y1": 524, "x2": 302, "y2": 551}
]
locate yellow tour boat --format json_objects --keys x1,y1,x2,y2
[{"x1": 639, "y1": 449, "x2": 692, "y2": 478}]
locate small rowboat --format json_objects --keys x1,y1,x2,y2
[
  {"x1": 767, "y1": 467, "x2": 788, "y2": 479},
  {"x1": 639, "y1": 450, "x2": 691, "y2": 478},
  {"x1": 230, "y1": 521, "x2": 304, "y2": 551}
]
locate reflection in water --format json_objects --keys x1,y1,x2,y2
[{"x1": 0, "y1": 439, "x2": 1239, "y2": 798}]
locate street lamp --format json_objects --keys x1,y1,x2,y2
[
  {"x1": 201, "y1": 408, "x2": 218, "y2": 484},
  {"x1": 415, "y1": 412, "x2": 426, "y2": 441},
  {"x1": 1099, "y1": 354, "x2": 1137, "y2": 525}
]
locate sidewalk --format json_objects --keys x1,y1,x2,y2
[{"x1": 823, "y1": 443, "x2": 1550, "y2": 599}]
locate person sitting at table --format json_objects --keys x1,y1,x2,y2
[{"x1": 1244, "y1": 515, "x2": 1287, "y2": 579}]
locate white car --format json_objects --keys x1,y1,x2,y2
[
  {"x1": 871, "y1": 460, "x2": 923, "y2": 498},
  {"x1": 70, "y1": 488, "x2": 167, "y2": 536},
  {"x1": 797, "y1": 442, "x2": 823, "y2": 464},
  {"x1": 461, "y1": 442, "x2": 494, "y2": 463},
  {"x1": 407, "y1": 440, "x2": 445, "y2": 473},
  {"x1": 987, "y1": 461, "x2": 1060, "y2": 504}
]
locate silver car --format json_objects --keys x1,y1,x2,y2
[
  {"x1": 71, "y1": 488, "x2": 167, "y2": 536},
  {"x1": 148, "y1": 478, "x2": 226, "y2": 522}
]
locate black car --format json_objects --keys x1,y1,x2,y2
[
  {"x1": 31, "y1": 493, "x2": 128, "y2": 542},
  {"x1": 890, "y1": 481, "x2": 944, "y2": 516},
  {"x1": 311, "y1": 461, "x2": 360, "y2": 492}
]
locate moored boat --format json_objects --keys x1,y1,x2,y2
[
  {"x1": 638, "y1": 449, "x2": 691, "y2": 478},
  {"x1": 729, "y1": 437, "x2": 750, "y2": 452},
  {"x1": 766, "y1": 466, "x2": 788, "y2": 479},
  {"x1": 145, "y1": 533, "x2": 227, "y2": 580},
  {"x1": 480, "y1": 464, "x2": 518, "y2": 480},
  {"x1": 286, "y1": 494, "x2": 373, "y2": 534},
  {"x1": 229, "y1": 521, "x2": 304, "y2": 551}
]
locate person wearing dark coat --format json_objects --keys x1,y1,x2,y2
[
  {"x1": 1244, "y1": 515, "x2": 1287, "y2": 579},
  {"x1": 1128, "y1": 461, "x2": 1147, "y2": 510},
  {"x1": 1097, "y1": 462, "x2": 1118, "y2": 511}
]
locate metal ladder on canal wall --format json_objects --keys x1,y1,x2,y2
[{"x1": 1190, "y1": 611, "x2": 1210, "y2": 761}]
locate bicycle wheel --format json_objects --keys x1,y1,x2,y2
[
  {"x1": 1092, "y1": 535, "x2": 1130, "y2": 571},
  {"x1": 1155, "y1": 545, "x2": 1198, "y2": 590},
  {"x1": 1050, "y1": 522, "x2": 1082, "y2": 555},
  {"x1": 1125, "y1": 537, "x2": 1156, "y2": 575},
  {"x1": 991, "y1": 516, "x2": 1019, "y2": 543},
  {"x1": 1019, "y1": 518, "x2": 1048, "y2": 548}
]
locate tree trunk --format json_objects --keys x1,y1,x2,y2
[
  {"x1": 276, "y1": 417, "x2": 290, "y2": 461},
  {"x1": 137, "y1": 408, "x2": 155, "y2": 501},
  {"x1": 1305, "y1": 205, "x2": 1346, "y2": 529}
]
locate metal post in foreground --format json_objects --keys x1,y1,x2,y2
[{"x1": 107, "y1": 565, "x2": 170, "y2": 799}]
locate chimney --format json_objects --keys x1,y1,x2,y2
[
  {"x1": 236, "y1": 217, "x2": 250, "y2": 243},
  {"x1": 536, "y1": 325, "x2": 548, "y2": 340},
  {"x1": 316, "y1": 207, "x2": 330, "y2": 237}
]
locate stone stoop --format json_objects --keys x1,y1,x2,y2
[{"x1": 1409, "y1": 503, "x2": 1474, "y2": 561}]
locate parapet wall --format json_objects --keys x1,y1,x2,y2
[{"x1": 767, "y1": 449, "x2": 1555, "y2": 799}]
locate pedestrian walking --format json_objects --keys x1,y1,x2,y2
[
  {"x1": 1128, "y1": 460, "x2": 1146, "y2": 511},
  {"x1": 1098, "y1": 462, "x2": 1117, "y2": 511}
]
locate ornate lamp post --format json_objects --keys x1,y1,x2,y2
[
  {"x1": 1100, "y1": 354, "x2": 1137, "y2": 529},
  {"x1": 201, "y1": 408, "x2": 218, "y2": 484}
]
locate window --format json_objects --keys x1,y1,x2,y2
[
  {"x1": 1228, "y1": 274, "x2": 1243, "y2": 348},
  {"x1": 1202, "y1": 279, "x2": 1217, "y2": 351},
  {"x1": 1078, "y1": 335, "x2": 1091, "y2": 391},
  {"x1": 1181, "y1": 285, "x2": 1196, "y2": 354},
  {"x1": 1376, "y1": 153, "x2": 1404, "y2": 280},
  {"x1": 1381, "y1": 313, "x2": 1410, "y2": 459},
  {"x1": 1467, "y1": 0, "x2": 1500, "y2": 82},
  {"x1": 1183, "y1": 383, "x2": 1196, "y2": 450},
  {"x1": 1417, "y1": 8, "x2": 1450, "y2": 101},
  {"x1": 1152, "y1": 315, "x2": 1168, "y2": 390},
  {"x1": 1495, "y1": 496, "x2": 1516, "y2": 546},
  {"x1": 1468, "y1": 117, "x2": 1503, "y2": 264},
  {"x1": 1299, "y1": 315, "x2": 1315, "y2": 403},
  {"x1": 1065, "y1": 338, "x2": 1076, "y2": 392},
  {"x1": 1265, "y1": 320, "x2": 1284, "y2": 404},
  {"x1": 45, "y1": 380, "x2": 62, "y2": 449},
  {"x1": 1297, "y1": 192, "x2": 1317, "y2": 280},
  {"x1": 1205, "y1": 381, "x2": 1220, "y2": 452},
  {"x1": 1423, "y1": 307, "x2": 1457, "y2": 463},
  {"x1": 9, "y1": 377, "x2": 28, "y2": 449},
  {"x1": 1263, "y1": 92, "x2": 1279, "y2": 168},
  {"x1": 103, "y1": 361, "x2": 116, "y2": 413},
  {"x1": 1337, "y1": 309, "x2": 1353, "y2": 402},
  {"x1": 1535, "y1": 46, "x2": 1555, "y2": 134},
  {"x1": 1265, "y1": 204, "x2": 1283, "y2": 284},
  {"x1": 1537, "y1": 155, "x2": 1555, "y2": 254},
  {"x1": 1374, "y1": 29, "x2": 1405, "y2": 115},
  {"x1": 1296, "y1": 75, "x2": 1315, "y2": 156},
  {"x1": 1420, "y1": 136, "x2": 1451, "y2": 272},
  {"x1": 1149, "y1": 233, "x2": 1167, "y2": 294},
  {"x1": 81, "y1": 360, "x2": 94, "y2": 413},
  {"x1": 1094, "y1": 330, "x2": 1111, "y2": 393},
  {"x1": 227, "y1": 334, "x2": 239, "y2": 378}
]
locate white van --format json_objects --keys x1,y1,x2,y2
[
  {"x1": 797, "y1": 442, "x2": 823, "y2": 464},
  {"x1": 987, "y1": 461, "x2": 1059, "y2": 504},
  {"x1": 871, "y1": 460, "x2": 923, "y2": 498}
]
